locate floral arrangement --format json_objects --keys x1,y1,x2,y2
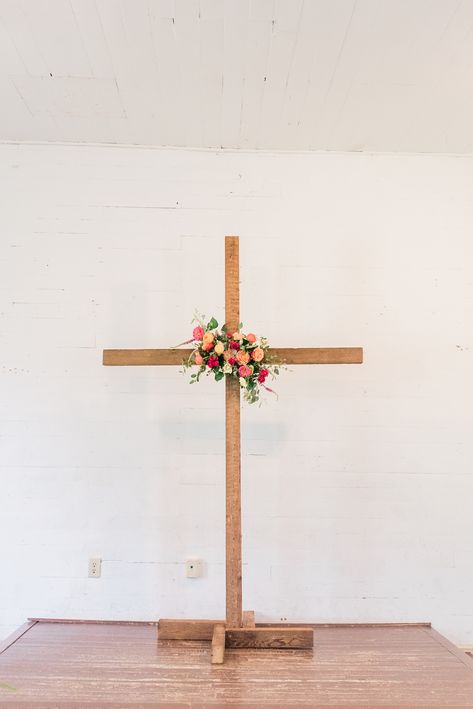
[{"x1": 177, "y1": 313, "x2": 280, "y2": 404}]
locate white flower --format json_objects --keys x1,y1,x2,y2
[
  {"x1": 239, "y1": 377, "x2": 248, "y2": 387},
  {"x1": 223, "y1": 362, "x2": 232, "y2": 374}
]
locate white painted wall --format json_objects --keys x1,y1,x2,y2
[{"x1": 1, "y1": 142, "x2": 472, "y2": 645}]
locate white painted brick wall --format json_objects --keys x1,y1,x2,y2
[{"x1": 1, "y1": 143, "x2": 472, "y2": 645}]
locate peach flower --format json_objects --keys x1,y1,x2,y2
[
  {"x1": 223, "y1": 349, "x2": 233, "y2": 361},
  {"x1": 202, "y1": 332, "x2": 214, "y2": 351},
  {"x1": 194, "y1": 352, "x2": 203, "y2": 365},
  {"x1": 246, "y1": 333, "x2": 257, "y2": 344},
  {"x1": 232, "y1": 331, "x2": 243, "y2": 341},
  {"x1": 214, "y1": 341, "x2": 225, "y2": 355},
  {"x1": 252, "y1": 347, "x2": 264, "y2": 362},
  {"x1": 236, "y1": 350, "x2": 250, "y2": 365}
]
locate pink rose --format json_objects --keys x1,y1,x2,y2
[
  {"x1": 194, "y1": 352, "x2": 203, "y2": 365},
  {"x1": 208, "y1": 355, "x2": 219, "y2": 368},
  {"x1": 193, "y1": 326, "x2": 204, "y2": 340},
  {"x1": 252, "y1": 347, "x2": 264, "y2": 362},
  {"x1": 238, "y1": 365, "x2": 251, "y2": 378},
  {"x1": 247, "y1": 333, "x2": 257, "y2": 344}
]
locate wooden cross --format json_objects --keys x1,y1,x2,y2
[{"x1": 103, "y1": 236, "x2": 363, "y2": 664}]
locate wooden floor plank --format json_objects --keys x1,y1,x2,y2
[{"x1": 1, "y1": 621, "x2": 473, "y2": 707}]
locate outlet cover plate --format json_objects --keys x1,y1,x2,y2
[
  {"x1": 186, "y1": 559, "x2": 202, "y2": 578},
  {"x1": 88, "y1": 558, "x2": 102, "y2": 578}
]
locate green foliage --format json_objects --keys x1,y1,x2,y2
[
  {"x1": 179, "y1": 318, "x2": 282, "y2": 404},
  {"x1": 207, "y1": 316, "x2": 218, "y2": 330}
]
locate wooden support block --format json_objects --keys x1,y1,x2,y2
[
  {"x1": 211, "y1": 624, "x2": 226, "y2": 664},
  {"x1": 225, "y1": 626, "x2": 313, "y2": 649},
  {"x1": 242, "y1": 610, "x2": 255, "y2": 628},
  {"x1": 158, "y1": 619, "x2": 221, "y2": 641}
]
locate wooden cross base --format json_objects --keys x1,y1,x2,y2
[{"x1": 158, "y1": 613, "x2": 314, "y2": 665}]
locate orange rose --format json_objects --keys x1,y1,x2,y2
[
  {"x1": 202, "y1": 331, "x2": 214, "y2": 351},
  {"x1": 252, "y1": 347, "x2": 264, "y2": 362},
  {"x1": 214, "y1": 341, "x2": 224, "y2": 355},
  {"x1": 236, "y1": 350, "x2": 250, "y2": 365},
  {"x1": 194, "y1": 352, "x2": 203, "y2": 365}
]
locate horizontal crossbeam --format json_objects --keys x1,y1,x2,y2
[{"x1": 103, "y1": 347, "x2": 363, "y2": 366}]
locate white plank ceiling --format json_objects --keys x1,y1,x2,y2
[{"x1": 1, "y1": 0, "x2": 473, "y2": 152}]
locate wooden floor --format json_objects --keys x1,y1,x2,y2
[{"x1": 1, "y1": 620, "x2": 473, "y2": 707}]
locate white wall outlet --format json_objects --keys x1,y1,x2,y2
[
  {"x1": 88, "y1": 558, "x2": 102, "y2": 578},
  {"x1": 185, "y1": 558, "x2": 202, "y2": 578}
]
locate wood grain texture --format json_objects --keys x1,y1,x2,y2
[
  {"x1": 211, "y1": 624, "x2": 226, "y2": 664},
  {"x1": 0, "y1": 621, "x2": 37, "y2": 655},
  {"x1": 225, "y1": 627, "x2": 314, "y2": 650},
  {"x1": 103, "y1": 346, "x2": 363, "y2": 366},
  {"x1": 157, "y1": 619, "x2": 220, "y2": 641},
  {"x1": 271, "y1": 346, "x2": 363, "y2": 365},
  {"x1": 3, "y1": 621, "x2": 472, "y2": 707},
  {"x1": 225, "y1": 235, "x2": 242, "y2": 629},
  {"x1": 103, "y1": 348, "x2": 193, "y2": 366},
  {"x1": 242, "y1": 610, "x2": 256, "y2": 628},
  {"x1": 32, "y1": 617, "x2": 431, "y2": 629}
]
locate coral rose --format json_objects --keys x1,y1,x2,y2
[
  {"x1": 214, "y1": 341, "x2": 225, "y2": 355},
  {"x1": 246, "y1": 333, "x2": 257, "y2": 343},
  {"x1": 193, "y1": 326, "x2": 204, "y2": 340},
  {"x1": 202, "y1": 332, "x2": 214, "y2": 351},
  {"x1": 236, "y1": 350, "x2": 250, "y2": 365},
  {"x1": 238, "y1": 364, "x2": 251, "y2": 377},
  {"x1": 194, "y1": 352, "x2": 203, "y2": 365},
  {"x1": 252, "y1": 347, "x2": 264, "y2": 362}
]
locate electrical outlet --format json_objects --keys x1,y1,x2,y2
[
  {"x1": 88, "y1": 558, "x2": 102, "y2": 578},
  {"x1": 186, "y1": 558, "x2": 202, "y2": 578}
]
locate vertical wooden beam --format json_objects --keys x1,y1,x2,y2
[{"x1": 225, "y1": 236, "x2": 242, "y2": 629}]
